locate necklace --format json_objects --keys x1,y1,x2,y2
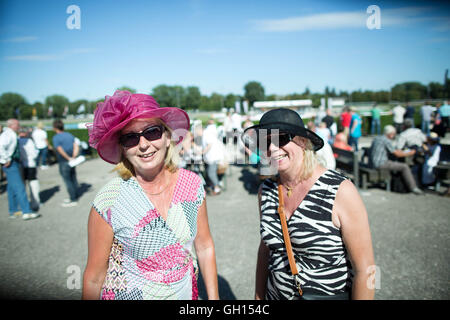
[
  {"x1": 142, "y1": 172, "x2": 174, "y2": 196},
  {"x1": 285, "y1": 185, "x2": 293, "y2": 197},
  {"x1": 281, "y1": 179, "x2": 302, "y2": 197},
  {"x1": 146, "y1": 181, "x2": 170, "y2": 196}
]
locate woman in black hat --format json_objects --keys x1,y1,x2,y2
[{"x1": 244, "y1": 108, "x2": 375, "y2": 300}]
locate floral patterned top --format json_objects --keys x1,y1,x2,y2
[{"x1": 92, "y1": 168, "x2": 205, "y2": 300}]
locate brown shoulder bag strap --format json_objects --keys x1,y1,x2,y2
[{"x1": 277, "y1": 180, "x2": 303, "y2": 296}]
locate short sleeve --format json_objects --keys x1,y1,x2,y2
[
  {"x1": 92, "y1": 177, "x2": 122, "y2": 226},
  {"x1": 52, "y1": 135, "x2": 59, "y2": 148},
  {"x1": 197, "y1": 175, "x2": 205, "y2": 204},
  {"x1": 385, "y1": 139, "x2": 396, "y2": 154}
]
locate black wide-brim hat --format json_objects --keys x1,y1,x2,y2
[{"x1": 241, "y1": 108, "x2": 324, "y2": 152}]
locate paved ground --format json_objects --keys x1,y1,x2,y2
[{"x1": 0, "y1": 137, "x2": 449, "y2": 300}]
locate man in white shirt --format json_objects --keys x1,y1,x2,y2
[
  {"x1": 202, "y1": 119, "x2": 223, "y2": 195},
  {"x1": 0, "y1": 119, "x2": 40, "y2": 220},
  {"x1": 420, "y1": 102, "x2": 436, "y2": 135},
  {"x1": 32, "y1": 122, "x2": 49, "y2": 169},
  {"x1": 223, "y1": 112, "x2": 233, "y2": 145},
  {"x1": 231, "y1": 112, "x2": 242, "y2": 145},
  {"x1": 396, "y1": 119, "x2": 426, "y2": 150},
  {"x1": 392, "y1": 104, "x2": 406, "y2": 133}
]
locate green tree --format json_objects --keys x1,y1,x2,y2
[
  {"x1": 198, "y1": 95, "x2": 212, "y2": 111},
  {"x1": 32, "y1": 102, "x2": 45, "y2": 119},
  {"x1": 70, "y1": 99, "x2": 88, "y2": 115},
  {"x1": 428, "y1": 82, "x2": 444, "y2": 99},
  {"x1": 244, "y1": 81, "x2": 265, "y2": 106},
  {"x1": 151, "y1": 85, "x2": 173, "y2": 107},
  {"x1": 210, "y1": 93, "x2": 224, "y2": 111},
  {"x1": 224, "y1": 94, "x2": 238, "y2": 109},
  {"x1": 45, "y1": 95, "x2": 70, "y2": 118},
  {"x1": 391, "y1": 82, "x2": 427, "y2": 102},
  {"x1": 0, "y1": 92, "x2": 29, "y2": 120},
  {"x1": 185, "y1": 86, "x2": 201, "y2": 110},
  {"x1": 116, "y1": 86, "x2": 137, "y2": 93},
  {"x1": 303, "y1": 87, "x2": 311, "y2": 97},
  {"x1": 151, "y1": 85, "x2": 186, "y2": 108},
  {"x1": 172, "y1": 86, "x2": 186, "y2": 109}
]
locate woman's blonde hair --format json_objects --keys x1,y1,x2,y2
[
  {"x1": 295, "y1": 137, "x2": 318, "y2": 182},
  {"x1": 113, "y1": 118, "x2": 180, "y2": 180}
]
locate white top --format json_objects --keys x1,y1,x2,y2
[
  {"x1": 315, "y1": 127, "x2": 331, "y2": 142},
  {"x1": 231, "y1": 113, "x2": 242, "y2": 130},
  {"x1": 422, "y1": 145, "x2": 441, "y2": 185},
  {"x1": 19, "y1": 137, "x2": 39, "y2": 168},
  {"x1": 316, "y1": 141, "x2": 336, "y2": 170},
  {"x1": 223, "y1": 115, "x2": 232, "y2": 132},
  {"x1": 392, "y1": 105, "x2": 406, "y2": 124},
  {"x1": 396, "y1": 128, "x2": 426, "y2": 150},
  {"x1": 0, "y1": 127, "x2": 18, "y2": 164},
  {"x1": 202, "y1": 124, "x2": 223, "y2": 164},
  {"x1": 32, "y1": 128, "x2": 48, "y2": 149}
]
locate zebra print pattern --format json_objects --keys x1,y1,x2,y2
[{"x1": 260, "y1": 169, "x2": 353, "y2": 300}]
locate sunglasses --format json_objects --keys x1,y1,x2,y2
[
  {"x1": 119, "y1": 125, "x2": 164, "y2": 148},
  {"x1": 259, "y1": 132, "x2": 294, "y2": 150}
]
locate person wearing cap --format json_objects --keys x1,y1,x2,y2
[
  {"x1": 82, "y1": 90, "x2": 218, "y2": 300},
  {"x1": 245, "y1": 108, "x2": 375, "y2": 300}
]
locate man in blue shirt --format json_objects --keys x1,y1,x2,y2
[
  {"x1": 440, "y1": 100, "x2": 450, "y2": 130},
  {"x1": 348, "y1": 108, "x2": 362, "y2": 151},
  {"x1": 420, "y1": 102, "x2": 435, "y2": 135},
  {"x1": 52, "y1": 119, "x2": 79, "y2": 207}
]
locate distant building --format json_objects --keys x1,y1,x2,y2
[{"x1": 253, "y1": 99, "x2": 315, "y2": 118}]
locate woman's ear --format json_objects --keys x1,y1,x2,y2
[
  {"x1": 165, "y1": 131, "x2": 171, "y2": 148},
  {"x1": 293, "y1": 136, "x2": 307, "y2": 149}
]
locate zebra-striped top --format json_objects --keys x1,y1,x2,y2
[{"x1": 260, "y1": 169, "x2": 353, "y2": 299}]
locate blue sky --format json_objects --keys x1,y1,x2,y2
[{"x1": 0, "y1": 0, "x2": 449, "y2": 104}]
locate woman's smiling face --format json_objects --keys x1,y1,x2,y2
[
  {"x1": 266, "y1": 134, "x2": 307, "y2": 175},
  {"x1": 121, "y1": 118, "x2": 171, "y2": 177}
]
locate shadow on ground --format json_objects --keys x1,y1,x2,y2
[
  {"x1": 237, "y1": 166, "x2": 260, "y2": 195},
  {"x1": 40, "y1": 186, "x2": 60, "y2": 203},
  {"x1": 78, "y1": 183, "x2": 92, "y2": 198},
  {"x1": 198, "y1": 272, "x2": 237, "y2": 300}
]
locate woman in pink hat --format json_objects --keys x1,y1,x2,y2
[{"x1": 82, "y1": 90, "x2": 218, "y2": 300}]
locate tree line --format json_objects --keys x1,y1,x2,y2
[{"x1": 1, "y1": 79, "x2": 449, "y2": 121}]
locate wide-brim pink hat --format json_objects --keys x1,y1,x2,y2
[{"x1": 87, "y1": 90, "x2": 190, "y2": 164}]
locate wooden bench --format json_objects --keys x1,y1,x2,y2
[
  {"x1": 332, "y1": 147, "x2": 359, "y2": 188},
  {"x1": 359, "y1": 147, "x2": 392, "y2": 191}
]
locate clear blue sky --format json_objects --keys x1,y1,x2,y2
[{"x1": 0, "y1": 0, "x2": 449, "y2": 104}]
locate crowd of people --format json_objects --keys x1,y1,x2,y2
[
  {"x1": 314, "y1": 100, "x2": 450, "y2": 194},
  {"x1": 0, "y1": 119, "x2": 86, "y2": 221}
]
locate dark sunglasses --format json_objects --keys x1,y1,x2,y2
[
  {"x1": 119, "y1": 125, "x2": 164, "y2": 148},
  {"x1": 259, "y1": 132, "x2": 294, "y2": 149}
]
